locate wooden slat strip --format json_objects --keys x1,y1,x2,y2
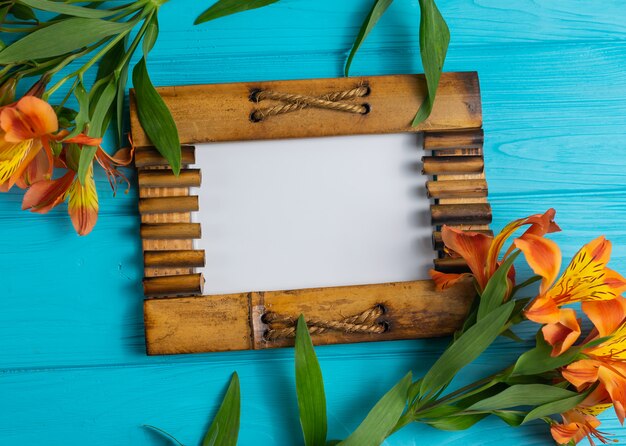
[
  {"x1": 426, "y1": 179, "x2": 487, "y2": 199},
  {"x1": 141, "y1": 223, "x2": 202, "y2": 239},
  {"x1": 144, "y1": 250, "x2": 206, "y2": 268},
  {"x1": 423, "y1": 129, "x2": 484, "y2": 150},
  {"x1": 422, "y1": 156, "x2": 484, "y2": 175},
  {"x1": 130, "y1": 73, "x2": 482, "y2": 146},
  {"x1": 431, "y1": 203, "x2": 492, "y2": 225},
  {"x1": 138, "y1": 169, "x2": 201, "y2": 188},
  {"x1": 143, "y1": 273, "x2": 205, "y2": 297},
  {"x1": 135, "y1": 146, "x2": 196, "y2": 168},
  {"x1": 138, "y1": 196, "x2": 199, "y2": 214},
  {"x1": 143, "y1": 279, "x2": 475, "y2": 354},
  {"x1": 433, "y1": 258, "x2": 471, "y2": 273}
]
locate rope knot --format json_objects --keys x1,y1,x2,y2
[
  {"x1": 263, "y1": 304, "x2": 388, "y2": 341},
  {"x1": 250, "y1": 84, "x2": 371, "y2": 122}
]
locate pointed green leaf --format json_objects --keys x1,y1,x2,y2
[
  {"x1": 0, "y1": 18, "x2": 131, "y2": 64},
  {"x1": 477, "y1": 251, "x2": 520, "y2": 321},
  {"x1": 512, "y1": 333, "x2": 583, "y2": 376},
  {"x1": 420, "y1": 301, "x2": 515, "y2": 396},
  {"x1": 132, "y1": 57, "x2": 181, "y2": 174},
  {"x1": 203, "y1": 373, "x2": 241, "y2": 446},
  {"x1": 522, "y1": 389, "x2": 591, "y2": 424},
  {"x1": 412, "y1": 0, "x2": 449, "y2": 126},
  {"x1": 142, "y1": 14, "x2": 159, "y2": 56},
  {"x1": 344, "y1": 0, "x2": 393, "y2": 76},
  {"x1": 338, "y1": 372, "x2": 411, "y2": 446},
  {"x1": 295, "y1": 315, "x2": 327, "y2": 446},
  {"x1": 65, "y1": 83, "x2": 90, "y2": 139},
  {"x1": 425, "y1": 413, "x2": 488, "y2": 431},
  {"x1": 194, "y1": 0, "x2": 279, "y2": 25},
  {"x1": 77, "y1": 78, "x2": 116, "y2": 183},
  {"x1": 9, "y1": 3, "x2": 37, "y2": 21},
  {"x1": 492, "y1": 411, "x2": 526, "y2": 427},
  {"x1": 467, "y1": 384, "x2": 578, "y2": 412},
  {"x1": 143, "y1": 425, "x2": 185, "y2": 446},
  {"x1": 17, "y1": 0, "x2": 116, "y2": 18}
]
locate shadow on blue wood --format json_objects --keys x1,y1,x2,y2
[{"x1": 1, "y1": 0, "x2": 626, "y2": 444}]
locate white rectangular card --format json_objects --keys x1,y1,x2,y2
[{"x1": 192, "y1": 133, "x2": 432, "y2": 295}]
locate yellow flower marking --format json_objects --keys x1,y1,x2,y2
[{"x1": 0, "y1": 139, "x2": 32, "y2": 184}]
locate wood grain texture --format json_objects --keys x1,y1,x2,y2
[
  {"x1": 2, "y1": 1, "x2": 626, "y2": 445},
  {"x1": 129, "y1": 72, "x2": 482, "y2": 146},
  {"x1": 144, "y1": 280, "x2": 475, "y2": 355}
]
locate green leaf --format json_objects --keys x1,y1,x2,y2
[
  {"x1": 425, "y1": 413, "x2": 488, "y2": 431},
  {"x1": 522, "y1": 389, "x2": 591, "y2": 424},
  {"x1": 17, "y1": 0, "x2": 115, "y2": 18},
  {"x1": 420, "y1": 301, "x2": 515, "y2": 396},
  {"x1": 295, "y1": 315, "x2": 327, "y2": 446},
  {"x1": 412, "y1": 0, "x2": 450, "y2": 126},
  {"x1": 132, "y1": 57, "x2": 181, "y2": 174},
  {"x1": 66, "y1": 83, "x2": 90, "y2": 139},
  {"x1": 0, "y1": 18, "x2": 131, "y2": 64},
  {"x1": 344, "y1": 0, "x2": 393, "y2": 76},
  {"x1": 203, "y1": 373, "x2": 241, "y2": 446},
  {"x1": 9, "y1": 3, "x2": 37, "y2": 21},
  {"x1": 78, "y1": 78, "x2": 116, "y2": 183},
  {"x1": 338, "y1": 372, "x2": 411, "y2": 446},
  {"x1": 467, "y1": 384, "x2": 578, "y2": 412},
  {"x1": 142, "y1": 14, "x2": 159, "y2": 56},
  {"x1": 477, "y1": 251, "x2": 520, "y2": 321},
  {"x1": 143, "y1": 425, "x2": 185, "y2": 446},
  {"x1": 512, "y1": 333, "x2": 583, "y2": 376},
  {"x1": 492, "y1": 411, "x2": 526, "y2": 427},
  {"x1": 194, "y1": 0, "x2": 279, "y2": 25}
]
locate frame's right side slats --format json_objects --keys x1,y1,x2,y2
[{"x1": 424, "y1": 129, "x2": 493, "y2": 274}]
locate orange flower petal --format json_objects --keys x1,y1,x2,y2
[
  {"x1": 441, "y1": 226, "x2": 492, "y2": 290},
  {"x1": 514, "y1": 233, "x2": 561, "y2": 294},
  {"x1": 487, "y1": 208, "x2": 560, "y2": 276},
  {"x1": 563, "y1": 360, "x2": 601, "y2": 389},
  {"x1": 22, "y1": 171, "x2": 74, "y2": 214},
  {"x1": 429, "y1": 269, "x2": 471, "y2": 291},
  {"x1": 548, "y1": 236, "x2": 622, "y2": 305},
  {"x1": 542, "y1": 308, "x2": 581, "y2": 357},
  {"x1": 525, "y1": 295, "x2": 561, "y2": 324},
  {"x1": 67, "y1": 167, "x2": 98, "y2": 236},
  {"x1": 0, "y1": 96, "x2": 58, "y2": 142},
  {"x1": 583, "y1": 298, "x2": 626, "y2": 338},
  {"x1": 597, "y1": 365, "x2": 626, "y2": 424},
  {"x1": 15, "y1": 148, "x2": 50, "y2": 189}
]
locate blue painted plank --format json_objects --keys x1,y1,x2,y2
[{"x1": 2, "y1": 1, "x2": 626, "y2": 444}]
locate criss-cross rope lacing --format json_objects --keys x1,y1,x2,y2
[
  {"x1": 250, "y1": 85, "x2": 370, "y2": 122},
  {"x1": 263, "y1": 304, "x2": 387, "y2": 341}
]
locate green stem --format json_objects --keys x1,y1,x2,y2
[
  {"x1": 511, "y1": 275, "x2": 541, "y2": 296},
  {"x1": 114, "y1": 7, "x2": 155, "y2": 72}
]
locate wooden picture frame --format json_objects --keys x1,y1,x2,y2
[{"x1": 130, "y1": 72, "x2": 490, "y2": 355}]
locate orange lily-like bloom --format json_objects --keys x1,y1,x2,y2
[
  {"x1": 430, "y1": 208, "x2": 560, "y2": 293},
  {"x1": 551, "y1": 385, "x2": 614, "y2": 445},
  {"x1": 21, "y1": 146, "x2": 131, "y2": 236},
  {"x1": 561, "y1": 297, "x2": 626, "y2": 425},
  {"x1": 515, "y1": 235, "x2": 626, "y2": 356},
  {"x1": 0, "y1": 96, "x2": 100, "y2": 191}
]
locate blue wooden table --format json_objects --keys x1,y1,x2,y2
[{"x1": 2, "y1": 1, "x2": 626, "y2": 444}]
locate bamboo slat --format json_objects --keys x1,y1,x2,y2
[
  {"x1": 144, "y1": 250, "x2": 206, "y2": 268},
  {"x1": 138, "y1": 169, "x2": 201, "y2": 188},
  {"x1": 140, "y1": 223, "x2": 202, "y2": 239}
]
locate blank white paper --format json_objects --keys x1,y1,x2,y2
[{"x1": 192, "y1": 133, "x2": 432, "y2": 295}]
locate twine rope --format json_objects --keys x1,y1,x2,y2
[
  {"x1": 251, "y1": 85, "x2": 370, "y2": 122},
  {"x1": 263, "y1": 305, "x2": 386, "y2": 341}
]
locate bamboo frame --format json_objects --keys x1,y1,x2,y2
[{"x1": 130, "y1": 72, "x2": 491, "y2": 355}]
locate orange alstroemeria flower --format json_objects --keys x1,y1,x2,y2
[
  {"x1": 561, "y1": 297, "x2": 626, "y2": 425},
  {"x1": 0, "y1": 96, "x2": 100, "y2": 191},
  {"x1": 430, "y1": 208, "x2": 560, "y2": 293},
  {"x1": 551, "y1": 385, "x2": 614, "y2": 445},
  {"x1": 21, "y1": 146, "x2": 131, "y2": 236},
  {"x1": 516, "y1": 235, "x2": 626, "y2": 356}
]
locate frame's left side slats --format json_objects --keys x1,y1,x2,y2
[{"x1": 136, "y1": 146, "x2": 206, "y2": 297}]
